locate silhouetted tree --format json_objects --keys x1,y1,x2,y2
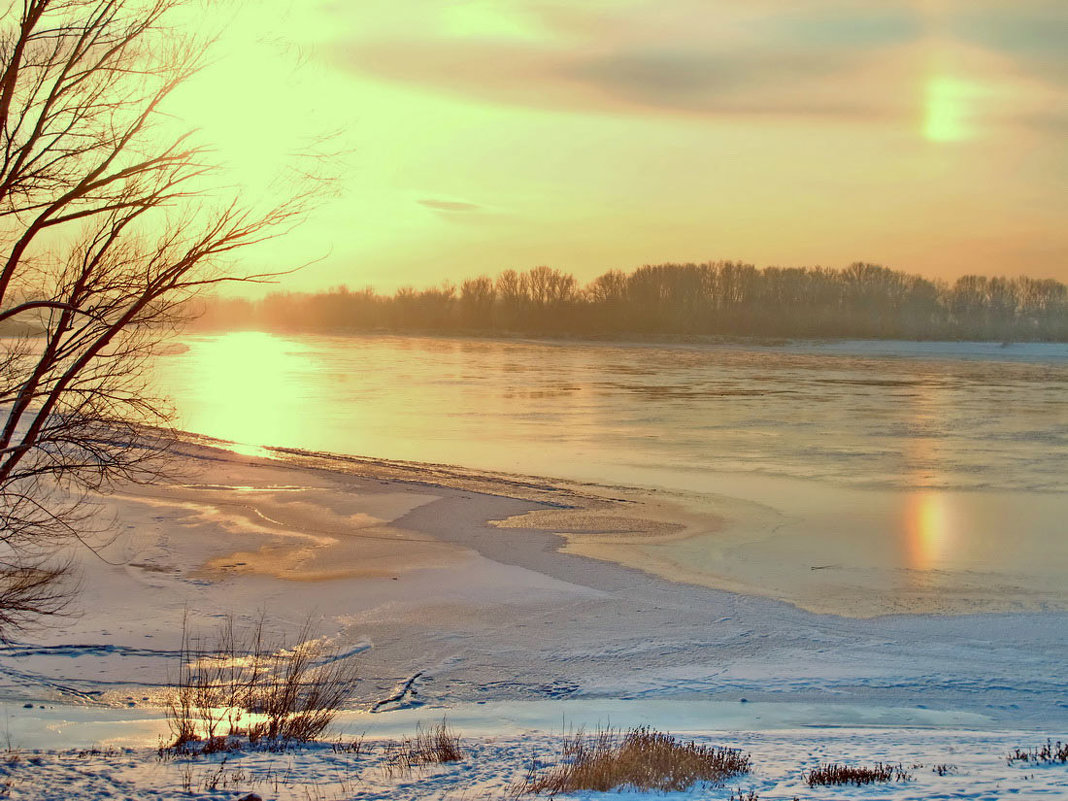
[
  {"x1": 495, "y1": 269, "x2": 529, "y2": 330},
  {"x1": 194, "y1": 264, "x2": 1068, "y2": 343},
  {"x1": 459, "y1": 276, "x2": 496, "y2": 329},
  {"x1": 0, "y1": 0, "x2": 316, "y2": 637}
]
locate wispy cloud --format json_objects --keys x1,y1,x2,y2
[
  {"x1": 339, "y1": 40, "x2": 912, "y2": 122},
  {"x1": 282, "y1": 0, "x2": 1066, "y2": 286},
  {"x1": 418, "y1": 199, "x2": 482, "y2": 213},
  {"x1": 947, "y1": 3, "x2": 1068, "y2": 83},
  {"x1": 566, "y1": 48, "x2": 897, "y2": 118},
  {"x1": 332, "y1": 0, "x2": 1065, "y2": 127}
]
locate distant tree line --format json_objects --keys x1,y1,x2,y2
[{"x1": 194, "y1": 262, "x2": 1068, "y2": 341}]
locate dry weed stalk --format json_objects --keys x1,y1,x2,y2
[
  {"x1": 806, "y1": 762, "x2": 911, "y2": 786},
  {"x1": 1007, "y1": 740, "x2": 1068, "y2": 765}
]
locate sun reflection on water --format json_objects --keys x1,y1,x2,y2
[
  {"x1": 225, "y1": 442, "x2": 275, "y2": 459},
  {"x1": 173, "y1": 331, "x2": 314, "y2": 453}
]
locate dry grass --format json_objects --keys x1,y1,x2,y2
[
  {"x1": 516, "y1": 726, "x2": 750, "y2": 795},
  {"x1": 331, "y1": 735, "x2": 367, "y2": 756},
  {"x1": 383, "y1": 719, "x2": 464, "y2": 776},
  {"x1": 1007, "y1": 739, "x2": 1068, "y2": 765},
  {"x1": 163, "y1": 615, "x2": 359, "y2": 751},
  {"x1": 413, "y1": 720, "x2": 465, "y2": 764},
  {"x1": 805, "y1": 762, "x2": 911, "y2": 787}
]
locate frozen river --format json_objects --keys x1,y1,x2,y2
[{"x1": 152, "y1": 333, "x2": 1068, "y2": 615}]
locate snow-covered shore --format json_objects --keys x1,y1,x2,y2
[
  {"x1": 3, "y1": 723, "x2": 1066, "y2": 799},
  {"x1": 1, "y1": 442, "x2": 1065, "y2": 798}
]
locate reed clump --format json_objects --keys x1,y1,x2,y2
[
  {"x1": 1007, "y1": 740, "x2": 1068, "y2": 765},
  {"x1": 805, "y1": 762, "x2": 911, "y2": 787},
  {"x1": 517, "y1": 726, "x2": 750, "y2": 795},
  {"x1": 383, "y1": 719, "x2": 464, "y2": 776}
]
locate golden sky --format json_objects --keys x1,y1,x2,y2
[{"x1": 171, "y1": 0, "x2": 1067, "y2": 291}]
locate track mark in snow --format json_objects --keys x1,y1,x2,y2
[
  {"x1": 0, "y1": 643, "x2": 184, "y2": 660},
  {"x1": 371, "y1": 672, "x2": 424, "y2": 713}
]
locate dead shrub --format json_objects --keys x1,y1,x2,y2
[
  {"x1": 806, "y1": 762, "x2": 911, "y2": 786},
  {"x1": 163, "y1": 614, "x2": 359, "y2": 751},
  {"x1": 1007, "y1": 740, "x2": 1068, "y2": 765},
  {"x1": 517, "y1": 726, "x2": 750, "y2": 795}
]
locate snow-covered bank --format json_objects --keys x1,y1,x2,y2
[
  {"x1": 2, "y1": 443, "x2": 1066, "y2": 724},
  {"x1": 3, "y1": 724, "x2": 1066, "y2": 800},
  {"x1": 1, "y1": 442, "x2": 1066, "y2": 797},
  {"x1": 0, "y1": 697, "x2": 1000, "y2": 752}
]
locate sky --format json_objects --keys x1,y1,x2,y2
[{"x1": 169, "y1": 0, "x2": 1067, "y2": 292}]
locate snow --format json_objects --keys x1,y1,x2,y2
[
  {"x1": 2, "y1": 724, "x2": 1066, "y2": 800},
  {"x1": 1, "y1": 443, "x2": 1065, "y2": 799}
]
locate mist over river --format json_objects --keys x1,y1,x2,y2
[{"x1": 151, "y1": 333, "x2": 1068, "y2": 615}]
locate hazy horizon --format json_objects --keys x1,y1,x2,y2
[
  {"x1": 165, "y1": 0, "x2": 1065, "y2": 294},
  {"x1": 3, "y1": 2, "x2": 1066, "y2": 791}
]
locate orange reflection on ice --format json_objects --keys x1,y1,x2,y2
[{"x1": 904, "y1": 491, "x2": 953, "y2": 572}]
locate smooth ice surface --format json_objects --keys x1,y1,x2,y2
[{"x1": 150, "y1": 333, "x2": 1068, "y2": 615}]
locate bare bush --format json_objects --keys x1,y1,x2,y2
[{"x1": 163, "y1": 616, "x2": 359, "y2": 750}]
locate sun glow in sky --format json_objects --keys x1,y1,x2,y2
[
  {"x1": 171, "y1": 0, "x2": 1067, "y2": 292},
  {"x1": 924, "y1": 76, "x2": 980, "y2": 142}
]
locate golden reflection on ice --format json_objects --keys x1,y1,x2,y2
[
  {"x1": 900, "y1": 370, "x2": 955, "y2": 573},
  {"x1": 905, "y1": 491, "x2": 953, "y2": 572}
]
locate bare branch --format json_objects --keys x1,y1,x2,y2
[{"x1": 0, "y1": 0, "x2": 321, "y2": 636}]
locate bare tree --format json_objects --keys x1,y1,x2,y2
[{"x1": 0, "y1": 0, "x2": 316, "y2": 638}]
